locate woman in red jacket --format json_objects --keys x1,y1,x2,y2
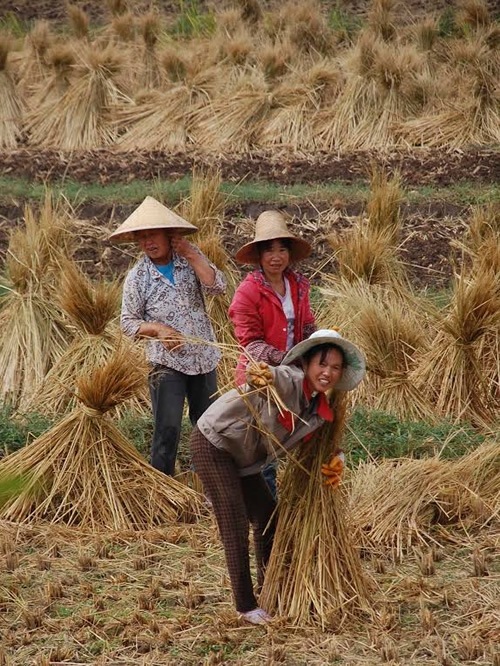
[{"x1": 229, "y1": 210, "x2": 317, "y2": 497}]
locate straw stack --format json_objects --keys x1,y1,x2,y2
[
  {"x1": 0, "y1": 194, "x2": 73, "y2": 410},
  {"x1": 26, "y1": 44, "x2": 130, "y2": 149},
  {"x1": 349, "y1": 440, "x2": 499, "y2": 556},
  {"x1": 0, "y1": 347, "x2": 202, "y2": 530},
  {"x1": 410, "y1": 260, "x2": 499, "y2": 428},
  {"x1": 22, "y1": 260, "x2": 150, "y2": 417},
  {"x1": 260, "y1": 394, "x2": 374, "y2": 628},
  {"x1": 0, "y1": 32, "x2": 23, "y2": 149}
]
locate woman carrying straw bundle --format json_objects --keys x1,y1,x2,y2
[
  {"x1": 190, "y1": 329, "x2": 365, "y2": 625},
  {"x1": 109, "y1": 196, "x2": 226, "y2": 476},
  {"x1": 229, "y1": 210, "x2": 316, "y2": 497}
]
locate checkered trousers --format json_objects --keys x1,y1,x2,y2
[{"x1": 190, "y1": 426, "x2": 277, "y2": 612}]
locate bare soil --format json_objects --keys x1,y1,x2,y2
[{"x1": 1, "y1": 147, "x2": 498, "y2": 290}]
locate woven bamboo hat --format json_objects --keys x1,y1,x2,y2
[
  {"x1": 283, "y1": 329, "x2": 366, "y2": 392},
  {"x1": 234, "y1": 210, "x2": 311, "y2": 265},
  {"x1": 109, "y1": 196, "x2": 197, "y2": 243}
]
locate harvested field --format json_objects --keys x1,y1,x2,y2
[{"x1": 0, "y1": 0, "x2": 498, "y2": 663}]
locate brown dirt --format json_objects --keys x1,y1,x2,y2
[{"x1": 1, "y1": 147, "x2": 498, "y2": 290}]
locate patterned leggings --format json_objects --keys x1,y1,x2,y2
[{"x1": 190, "y1": 426, "x2": 277, "y2": 612}]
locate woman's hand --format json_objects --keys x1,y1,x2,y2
[
  {"x1": 153, "y1": 323, "x2": 184, "y2": 350},
  {"x1": 247, "y1": 362, "x2": 274, "y2": 388},
  {"x1": 321, "y1": 452, "x2": 345, "y2": 488}
]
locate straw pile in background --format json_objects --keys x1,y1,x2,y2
[
  {"x1": 22, "y1": 259, "x2": 150, "y2": 417},
  {"x1": 0, "y1": 32, "x2": 23, "y2": 149},
  {"x1": 0, "y1": 346, "x2": 202, "y2": 530},
  {"x1": 0, "y1": 194, "x2": 73, "y2": 410},
  {"x1": 260, "y1": 394, "x2": 375, "y2": 628}
]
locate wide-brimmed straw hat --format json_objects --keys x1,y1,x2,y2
[
  {"x1": 234, "y1": 210, "x2": 311, "y2": 265},
  {"x1": 108, "y1": 196, "x2": 197, "y2": 243},
  {"x1": 283, "y1": 329, "x2": 366, "y2": 392}
]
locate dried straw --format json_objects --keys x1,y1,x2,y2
[
  {"x1": 349, "y1": 440, "x2": 499, "y2": 556},
  {"x1": 320, "y1": 280, "x2": 435, "y2": 420},
  {"x1": 260, "y1": 394, "x2": 375, "y2": 628},
  {"x1": 410, "y1": 260, "x2": 499, "y2": 428},
  {"x1": 22, "y1": 260, "x2": 150, "y2": 417},
  {"x1": 0, "y1": 347, "x2": 202, "y2": 530},
  {"x1": 0, "y1": 33, "x2": 23, "y2": 149},
  {"x1": 25, "y1": 44, "x2": 131, "y2": 149},
  {"x1": 0, "y1": 194, "x2": 73, "y2": 409}
]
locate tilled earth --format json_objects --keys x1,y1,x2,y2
[{"x1": 1, "y1": 147, "x2": 498, "y2": 290}]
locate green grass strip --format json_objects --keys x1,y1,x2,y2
[{"x1": 0, "y1": 176, "x2": 498, "y2": 208}]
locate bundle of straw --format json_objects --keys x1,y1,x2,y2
[
  {"x1": 17, "y1": 20, "x2": 54, "y2": 98},
  {"x1": 350, "y1": 440, "x2": 499, "y2": 556},
  {"x1": 0, "y1": 194, "x2": 73, "y2": 409},
  {"x1": 260, "y1": 394, "x2": 374, "y2": 628},
  {"x1": 349, "y1": 456, "x2": 457, "y2": 557},
  {"x1": 22, "y1": 260, "x2": 150, "y2": 417},
  {"x1": 190, "y1": 70, "x2": 271, "y2": 152},
  {"x1": 0, "y1": 33, "x2": 23, "y2": 149},
  {"x1": 410, "y1": 261, "x2": 499, "y2": 428},
  {"x1": 259, "y1": 61, "x2": 342, "y2": 152},
  {"x1": 319, "y1": 280, "x2": 435, "y2": 420},
  {"x1": 25, "y1": 44, "x2": 130, "y2": 149},
  {"x1": 0, "y1": 347, "x2": 201, "y2": 530}
]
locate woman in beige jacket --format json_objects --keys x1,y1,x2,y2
[{"x1": 190, "y1": 330, "x2": 365, "y2": 624}]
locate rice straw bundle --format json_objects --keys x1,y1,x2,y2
[
  {"x1": 0, "y1": 347, "x2": 201, "y2": 530},
  {"x1": 0, "y1": 194, "x2": 73, "y2": 409},
  {"x1": 259, "y1": 61, "x2": 342, "y2": 152},
  {"x1": 24, "y1": 44, "x2": 74, "y2": 114},
  {"x1": 410, "y1": 262, "x2": 499, "y2": 428},
  {"x1": 25, "y1": 44, "x2": 131, "y2": 149},
  {"x1": 320, "y1": 281, "x2": 435, "y2": 420},
  {"x1": 348, "y1": 42, "x2": 427, "y2": 150},
  {"x1": 276, "y1": 0, "x2": 334, "y2": 56},
  {"x1": 17, "y1": 20, "x2": 54, "y2": 97},
  {"x1": 367, "y1": 0, "x2": 397, "y2": 43},
  {"x1": 190, "y1": 70, "x2": 271, "y2": 152},
  {"x1": 116, "y1": 51, "x2": 219, "y2": 151},
  {"x1": 66, "y1": 4, "x2": 90, "y2": 41},
  {"x1": 23, "y1": 260, "x2": 150, "y2": 417},
  {"x1": 322, "y1": 167, "x2": 413, "y2": 292},
  {"x1": 349, "y1": 456, "x2": 457, "y2": 557},
  {"x1": 314, "y1": 30, "x2": 379, "y2": 151},
  {"x1": 0, "y1": 33, "x2": 23, "y2": 149},
  {"x1": 260, "y1": 394, "x2": 374, "y2": 628},
  {"x1": 139, "y1": 11, "x2": 161, "y2": 89},
  {"x1": 399, "y1": 38, "x2": 500, "y2": 149},
  {"x1": 178, "y1": 168, "x2": 226, "y2": 237},
  {"x1": 445, "y1": 440, "x2": 499, "y2": 525}
]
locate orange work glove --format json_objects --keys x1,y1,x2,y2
[
  {"x1": 247, "y1": 362, "x2": 274, "y2": 389},
  {"x1": 321, "y1": 452, "x2": 345, "y2": 488}
]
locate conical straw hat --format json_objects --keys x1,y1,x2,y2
[
  {"x1": 109, "y1": 196, "x2": 197, "y2": 243},
  {"x1": 234, "y1": 211, "x2": 311, "y2": 265}
]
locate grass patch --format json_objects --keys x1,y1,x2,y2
[
  {"x1": 1, "y1": 176, "x2": 498, "y2": 209},
  {"x1": 344, "y1": 406, "x2": 485, "y2": 464}
]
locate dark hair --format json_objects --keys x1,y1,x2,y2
[
  {"x1": 257, "y1": 238, "x2": 292, "y2": 256},
  {"x1": 302, "y1": 343, "x2": 347, "y2": 368}
]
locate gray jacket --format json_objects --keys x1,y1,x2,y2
[{"x1": 197, "y1": 365, "x2": 332, "y2": 476}]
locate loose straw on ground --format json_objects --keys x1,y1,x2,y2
[
  {"x1": 0, "y1": 346, "x2": 201, "y2": 530},
  {"x1": 260, "y1": 394, "x2": 375, "y2": 628}
]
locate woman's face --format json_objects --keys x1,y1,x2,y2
[
  {"x1": 304, "y1": 347, "x2": 344, "y2": 393},
  {"x1": 259, "y1": 239, "x2": 291, "y2": 279},
  {"x1": 135, "y1": 229, "x2": 172, "y2": 265}
]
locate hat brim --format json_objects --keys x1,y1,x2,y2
[
  {"x1": 283, "y1": 334, "x2": 366, "y2": 392},
  {"x1": 234, "y1": 237, "x2": 312, "y2": 265},
  {"x1": 109, "y1": 224, "x2": 196, "y2": 244}
]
